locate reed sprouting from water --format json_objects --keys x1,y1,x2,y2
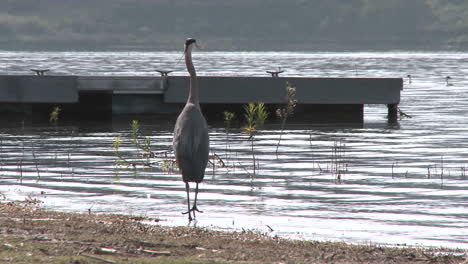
[
  {"x1": 0, "y1": 138, "x2": 3, "y2": 171},
  {"x1": 223, "y1": 111, "x2": 235, "y2": 167},
  {"x1": 425, "y1": 157, "x2": 446, "y2": 185},
  {"x1": 275, "y1": 82, "x2": 297, "y2": 157},
  {"x1": 19, "y1": 141, "x2": 25, "y2": 183},
  {"x1": 32, "y1": 150, "x2": 40, "y2": 182},
  {"x1": 331, "y1": 140, "x2": 347, "y2": 183}
]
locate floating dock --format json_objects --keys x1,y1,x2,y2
[{"x1": 0, "y1": 74, "x2": 403, "y2": 123}]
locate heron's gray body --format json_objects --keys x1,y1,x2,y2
[{"x1": 173, "y1": 102, "x2": 209, "y2": 183}]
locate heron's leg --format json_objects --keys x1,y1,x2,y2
[
  {"x1": 182, "y1": 182, "x2": 193, "y2": 221},
  {"x1": 192, "y1": 182, "x2": 204, "y2": 217}
]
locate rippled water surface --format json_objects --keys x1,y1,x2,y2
[{"x1": 0, "y1": 51, "x2": 467, "y2": 249}]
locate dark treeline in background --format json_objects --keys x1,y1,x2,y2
[{"x1": 1, "y1": 0, "x2": 468, "y2": 51}]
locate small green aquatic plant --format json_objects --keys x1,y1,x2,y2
[
  {"x1": 223, "y1": 111, "x2": 235, "y2": 130},
  {"x1": 112, "y1": 120, "x2": 154, "y2": 168},
  {"x1": 160, "y1": 158, "x2": 176, "y2": 172},
  {"x1": 130, "y1": 120, "x2": 155, "y2": 166},
  {"x1": 131, "y1": 120, "x2": 152, "y2": 154},
  {"x1": 243, "y1": 102, "x2": 268, "y2": 131},
  {"x1": 112, "y1": 136, "x2": 129, "y2": 167},
  {"x1": 242, "y1": 102, "x2": 268, "y2": 177},
  {"x1": 49, "y1": 106, "x2": 61, "y2": 124}
]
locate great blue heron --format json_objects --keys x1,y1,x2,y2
[{"x1": 173, "y1": 38, "x2": 209, "y2": 221}]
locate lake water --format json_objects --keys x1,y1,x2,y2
[{"x1": 0, "y1": 51, "x2": 467, "y2": 250}]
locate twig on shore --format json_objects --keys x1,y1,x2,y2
[
  {"x1": 266, "y1": 224, "x2": 274, "y2": 232},
  {"x1": 138, "y1": 248, "x2": 171, "y2": 255}
]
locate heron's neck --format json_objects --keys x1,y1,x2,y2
[{"x1": 185, "y1": 48, "x2": 199, "y2": 107}]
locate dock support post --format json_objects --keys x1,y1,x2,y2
[
  {"x1": 387, "y1": 104, "x2": 398, "y2": 122},
  {"x1": 31, "y1": 69, "x2": 49, "y2": 76},
  {"x1": 156, "y1": 70, "x2": 173, "y2": 91},
  {"x1": 266, "y1": 70, "x2": 284, "y2": 77}
]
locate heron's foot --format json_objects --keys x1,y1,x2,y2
[
  {"x1": 182, "y1": 206, "x2": 203, "y2": 215},
  {"x1": 181, "y1": 206, "x2": 203, "y2": 221},
  {"x1": 191, "y1": 205, "x2": 203, "y2": 214},
  {"x1": 182, "y1": 210, "x2": 193, "y2": 221}
]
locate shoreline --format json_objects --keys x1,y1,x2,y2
[{"x1": 0, "y1": 199, "x2": 465, "y2": 264}]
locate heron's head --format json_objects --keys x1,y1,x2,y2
[{"x1": 184, "y1": 38, "x2": 197, "y2": 53}]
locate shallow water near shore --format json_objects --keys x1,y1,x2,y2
[{"x1": 0, "y1": 51, "x2": 467, "y2": 249}]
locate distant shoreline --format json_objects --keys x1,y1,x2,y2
[{"x1": 0, "y1": 40, "x2": 465, "y2": 53}]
